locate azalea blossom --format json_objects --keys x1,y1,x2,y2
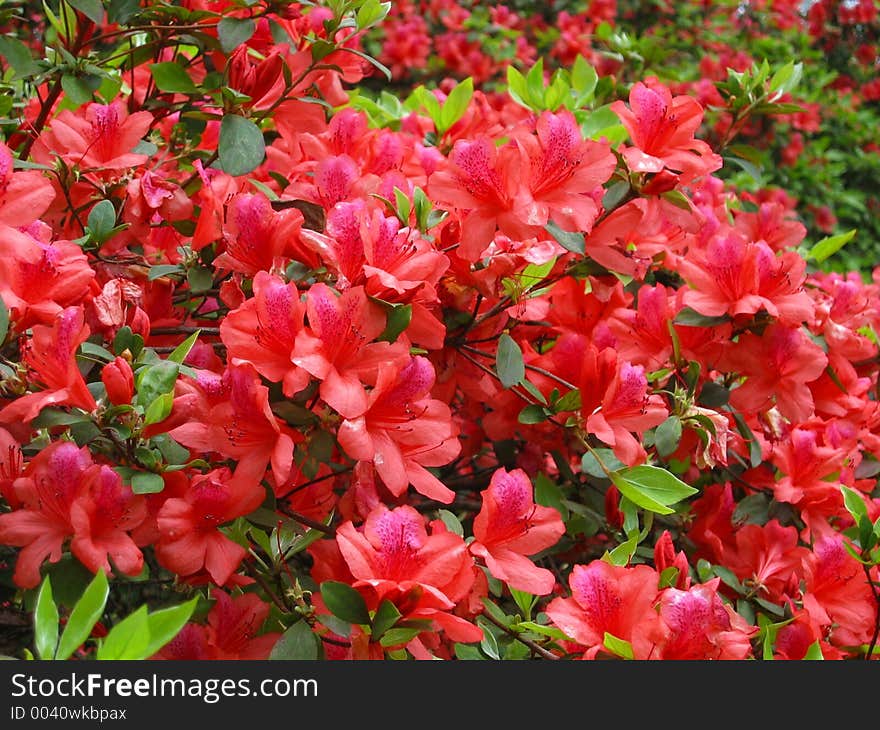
[{"x1": 469, "y1": 467, "x2": 565, "y2": 595}]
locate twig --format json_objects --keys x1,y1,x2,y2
[{"x1": 480, "y1": 611, "x2": 560, "y2": 660}]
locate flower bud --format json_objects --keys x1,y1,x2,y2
[{"x1": 102, "y1": 356, "x2": 134, "y2": 405}]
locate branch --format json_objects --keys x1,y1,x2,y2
[{"x1": 480, "y1": 611, "x2": 560, "y2": 661}]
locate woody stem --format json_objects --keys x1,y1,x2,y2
[
  {"x1": 277, "y1": 503, "x2": 335, "y2": 535},
  {"x1": 480, "y1": 611, "x2": 559, "y2": 660}
]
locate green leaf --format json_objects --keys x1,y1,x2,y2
[
  {"x1": 841, "y1": 485, "x2": 868, "y2": 524},
  {"x1": 320, "y1": 581, "x2": 370, "y2": 625},
  {"x1": 809, "y1": 229, "x2": 856, "y2": 264},
  {"x1": 553, "y1": 389, "x2": 581, "y2": 412},
  {"x1": 439, "y1": 77, "x2": 473, "y2": 134},
  {"x1": 148, "y1": 264, "x2": 182, "y2": 281},
  {"x1": 130, "y1": 472, "x2": 165, "y2": 495},
  {"x1": 518, "y1": 404, "x2": 549, "y2": 424},
  {"x1": 604, "y1": 532, "x2": 639, "y2": 565},
  {"x1": 603, "y1": 632, "x2": 634, "y2": 660},
  {"x1": 143, "y1": 391, "x2": 174, "y2": 426},
  {"x1": 97, "y1": 606, "x2": 149, "y2": 660},
  {"x1": 187, "y1": 266, "x2": 213, "y2": 293},
  {"x1": 217, "y1": 16, "x2": 256, "y2": 53},
  {"x1": 437, "y1": 509, "x2": 463, "y2": 537},
  {"x1": 768, "y1": 61, "x2": 803, "y2": 97},
  {"x1": 545, "y1": 220, "x2": 585, "y2": 255},
  {"x1": 803, "y1": 640, "x2": 824, "y2": 660},
  {"x1": 356, "y1": 0, "x2": 390, "y2": 30},
  {"x1": 56, "y1": 570, "x2": 109, "y2": 660},
  {"x1": 67, "y1": 0, "x2": 104, "y2": 24},
  {"x1": 506, "y1": 66, "x2": 531, "y2": 109},
  {"x1": 218, "y1": 115, "x2": 266, "y2": 177},
  {"x1": 371, "y1": 599, "x2": 402, "y2": 639},
  {"x1": 0, "y1": 296, "x2": 9, "y2": 345},
  {"x1": 570, "y1": 55, "x2": 598, "y2": 100},
  {"x1": 534, "y1": 473, "x2": 569, "y2": 520},
  {"x1": 269, "y1": 620, "x2": 319, "y2": 660},
  {"x1": 378, "y1": 303, "x2": 412, "y2": 343},
  {"x1": 379, "y1": 627, "x2": 423, "y2": 647},
  {"x1": 107, "y1": 0, "x2": 140, "y2": 25},
  {"x1": 514, "y1": 621, "x2": 572, "y2": 641},
  {"x1": 34, "y1": 577, "x2": 59, "y2": 660},
  {"x1": 582, "y1": 104, "x2": 627, "y2": 142},
  {"x1": 0, "y1": 36, "x2": 40, "y2": 78},
  {"x1": 61, "y1": 74, "x2": 96, "y2": 104},
  {"x1": 87, "y1": 200, "x2": 117, "y2": 242},
  {"x1": 149, "y1": 62, "x2": 198, "y2": 94},
  {"x1": 167, "y1": 330, "x2": 200, "y2": 364},
  {"x1": 454, "y1": 642, "x2": 485, "y2": 660},
  {"x1": 143, "y1": 597, "x2": 199, "y2": 658},
  {"x1": 610, "y1": 465, "x2": 698, "y2": 516},
  {"x1": 674, "y1": 307, "x2": 731, "y2": 327},
  {"x1": 654, "y1": 416, "x2": 682, "y2": 458},
  {"x1": 581, "y1": 448, "x2": 624, "y2": 479},
  {"x1": 496, "y1": 333, "x2": 525, "y2": 388},
  {"x1": 136, "y1": 360, "x2": 179, "y2": 405},
  {"x1": 79, "y1": 341, "x2": 115, "y2": 362}
]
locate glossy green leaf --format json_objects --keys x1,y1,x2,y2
[
  {"x1": 55, "y1": 570, "x2": 109, "y2": 660},
  {"x1": 654, "y1": 416, "x2": 683, "y2": 458},
  {"x1": 96, "y1": 606, "x2": 149, "y2": 660},
  {"x1": 603, "y1": 632, "x2": 634, "y2": 659},
  {"x1": 269, "y1": 620, "x2": 319, "y2": 660},
  {"x1": 143, "y1": 597, "x2": 199, "y2": 658},
  {"x1": 34, "y1": 577, "x2": 59, "y2": 660},
  {"x1": 218, "y1": 115, "x2": 266, "y2": 177},
  {"x1": 320, "y1": 581, "x2": 370, "y2": 625},
  {"x1": 809, "y1": 229, "x2": 856, "y2": 263},
  {"x1": 67, "y1": 0, "x2": 104, "y2": 24},
  {"x1": 371, "y1": 599, "x2": 402, "y2": 639},
  {"x1": 496, "y1": 333, "x2": 525, "y2": 388},
  {"x1": 217, "y1": 16, "x2": 255, "y2": 53},
  {"x1": 150, "y1": 62, "x2": 198, "y2": 94},
  {"x1": 610, "y1": 465, "x2": 698, "y2": 516},
  {"x1": 545, "y1": 220, "x2": 585, "y2": 255},
  {"x1": 130, "y1": 472, "x2": 165, "y2": 495}
]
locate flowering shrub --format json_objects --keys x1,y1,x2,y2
[{"x1": 0, "y1": 0, "x2": 879, "y2": 662}]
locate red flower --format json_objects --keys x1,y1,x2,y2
[
  {"x1": 0, "y1": 141, "x2": 54, "y2": 228},
  {"x1": 427, "y1": 136, "x2": 528, "y2": 261},
  {"x1": 220, "y1": 271, "x2": 310, "y2": 397},
  {"x1": 292, "y1": 283, "x2": 409, "y2": 419},
  {"x1": 514, "y1": 110, "x2": 615, "y2": 234},
  {"x1": 0, "y1": 441, "x2": 92, "y2": 588},
  {"x1": 337, "y1": 356, "x2": 460, "y2": 503},
  {"x1": 33, "y1": 100, "x2": 153, "y2": 171},
  {"x1": 168, "y1": 362, "x2": 301, "y2": 484},
  {"x1": 610, "y1": 78, "x2": 721, "y2": 183},
  {"x1": 722, "y1": 323, "x2": 827, "y2": 423},
  {"x1": 677, "y1": 231, "x2": 813, "y2": 325},
  {"x1": 546, "y1": 561, "x2": 666, "y2": 659},
  {"x1": 0, "y1": 226, "x2": 95, "y2": 331},
  {"x1": 331, "y1": 504, "x2": 481, "y2": 644},
  {"x1": 655, "y1": 580, "x2": 756, "y2": 659},
  {"x1": 69, "y1": 465, "x2": 146, "y2": 580},
  {"x1": 156, "y1": 466, "x2": 265, "y2": 586},
  {"x1": 801, "y1": 535, "x2": 878, "y2": 650},
  {"x1": 577, "y1": 345, "x2": 668, "y2": 466},
  {"x1": 152, "y1": 589, "x2": 280, "y2": 660},
  {"x1": 212, "y1": 193, "x2": 307, "y2": 276},
  {"x1": 101, "y1": 356, "x2": 135, "y2": 406},
  {"x1": 0, "y1": 307, "x2": 96, "y2": 426},
  {"x1": 469, "y1": 467, "x2": 565, "y2": 595}
]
